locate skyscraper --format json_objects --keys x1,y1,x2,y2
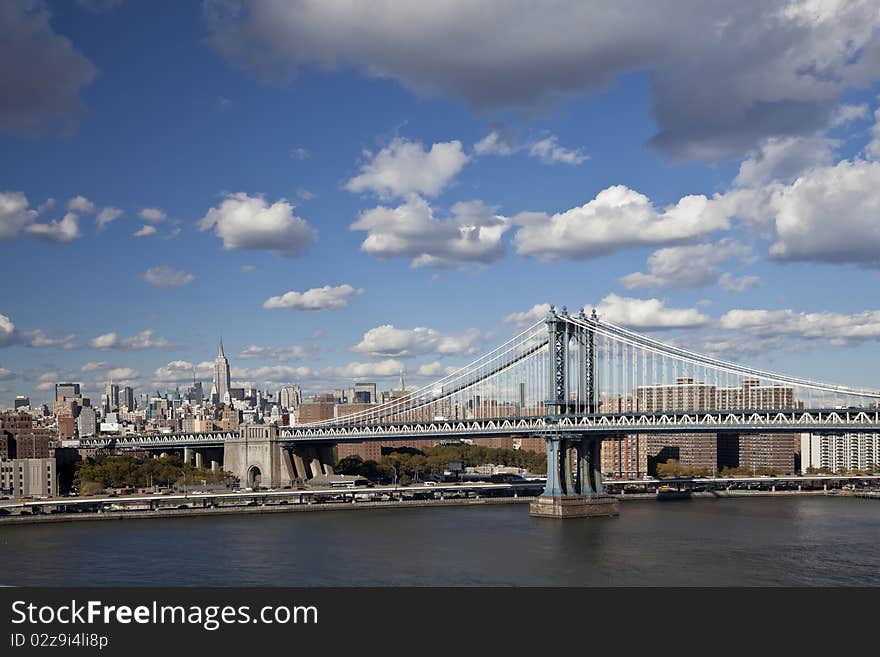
[{"x1": 213, "y1": 339, "x2": 231, "y2": 405}]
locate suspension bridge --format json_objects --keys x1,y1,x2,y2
[{"x1": 80, "y1": 306, "x2": 880, "y2": 517}]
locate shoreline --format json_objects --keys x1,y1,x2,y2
[{"x1": 1, "y1": 488, "x2": 875, "y2": 527}]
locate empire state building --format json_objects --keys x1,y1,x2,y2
[{"x1": 213, "y1": 339, "x2": 231, "y2": 404}]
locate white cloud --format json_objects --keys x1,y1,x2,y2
[
  {"x1": 718, "y1": 272, "x2": 760, "y2": 293},
  {"x1": 142, "y1": 265, "x2": 195, "y2": 288},
  {"x1": 593, "y1": 293, "x2": 709, "y2": 329},
  {"x1": 263, "y1": 284, "x2": 362, "y2": 311},
  {"x1": 296, "y1": 188, "x2": 316, "y2": 201},
  {"x1": 473, "y1": 129, "x2": 517, "y2": 156},
  {"x1": 231, "y1": 365, "x2": 312, "y2": 383},
  {"x1": 323, "y1": 359, "x2": 405, "y2": 380},
  {"x1": 528, "y1": 135, "x2": 588, "y2": 165},
  {"x1": 719, "y1": 308, "x2": 880, "y2": 344},
  {"x1": 763, "y1": 159, "x2": 880, "y2": 265},
  {"x1": 203, "y1": 1, "x2": 880, "y2": 160},
  {"x1": 139, "y1": 207, "x2": 166, "y2": 223},
  {"x1": 0, "y1": 191, "x2": 37, "y2": 240},
  {"x1": 831, "y1": 103, "x2": 869, "y2": 126},
  {"x1": 352, "y1": 325, "x2": 481, "y2": 358},
  {"x1": 503, "y1": 303, "x2": 551, "y2": 329},
  {"x1": 417, "y1": 361, "x2": 461, "y2": 378},
  {"x1": 513, "y1": 185, "x2": 728, "y2": 260},
  {"x1": 104, "y1": 367, "x2": 140, "y2": 383},
  {"x1": 89, "y1": 329, "x2": 175, "y2": 351},
  {"x1": 24, "y1": 212, "x2": 81, "y2": 243},
  {"x1": 199, "y1": 192, "x2": 316, "y2": 256},
  {"x1": 237, "y1": 345, "x2": 311, "y2": 361},
  {"x1": 290, "y1": 147, "x2": 310, "y2": 159},
  {"x1": 153, "y1": 360, "x2": 213, "y2": 384},
  {"x1": 0, "y1": 314, "x2": 17, "y2": 347},
  {"x1": 96, "y1": 206, "x2": 123, "y2": 230},
  {"x1": 345, "y1": 138, "x2": 468, "y2": 199},
  {"x1": 81, "y1": 361, "x2": 110, "y2": 372},
  {"x1": 733, "y1": 136, "x2": 837, "y2": 187},
  {"x1": 22, "y1": 330, "x2": 76, "y2": 350},
  {"x1": 0, "y1": 2, "x2": 97, "y2": 135},
  {"x1": 621, "y1": 240, "x2": 751, "y2": 289},
  {"x1": 351, "y1": 196, "x2": 508, "y2": 268},
  {"x1": 133, "y1": 224, "x2": 157, "y2": 238},
  {"x1": 867, "y1": 107, "x2": 880, "y2": 160},
  {"x1": 67, "y1": 195, "x2": 95, "y2": 213},
  {"x1": 0, "y1": 367, "x2": 14, "y2": 381}
]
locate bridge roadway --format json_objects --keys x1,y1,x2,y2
[{"x1": 77, "y1": 407, "x2": 880, "y2": 450}]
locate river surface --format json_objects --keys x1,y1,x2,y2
[{"x1": 2, "y1": 497, "x2": 878, "y2": 586}]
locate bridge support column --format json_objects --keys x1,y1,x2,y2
[
  {"x1": 194, "y1": 451, "x2": 204, "y2": 469},
  {"x1": 531, "y1": 434, "x2": 618, "y2": 519},
  {"x1": 291, "y1": 449, "x2": 308, "y2": 481},
  {"x1": 183, "y1": 447, "x2": 193, "y2": 466},
  {"x1": 210, "y1": 460, "x2": 219, "y2": 473},
  {"x1": 319, "y1": 446, "x2": 334, "y2": 475}
]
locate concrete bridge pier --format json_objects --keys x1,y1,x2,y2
[
  {"x1": 530, "y1": 434, "x2": 618, "y2": 519},
  {"x1": 194, "y1": 451, "x2": 204, "y2": 469},
  {"x1": 183, "y1": 447, "x2": 193, "y2": 466},
  {"x1": 210, "y1": 460, "x2": 220, "y2": 473}
]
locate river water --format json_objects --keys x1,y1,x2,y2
[{"x1": 1, "y1": 497, "x2": 878, "y2": 586}]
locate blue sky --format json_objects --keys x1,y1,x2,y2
[{"x1": 3, "y1": 0, "x2": 880, "y2": 405}]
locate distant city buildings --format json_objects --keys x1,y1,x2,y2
[
  {"x1": 801, "y1": 433, "x2": 879, "y2": 473},
  {"x1": 212, "y1": 339, "x2": 231, "y2": 405}
]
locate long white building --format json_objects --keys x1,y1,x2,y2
[{"x1": 801, "y1": 433, "x2": 880, "y2": 473}]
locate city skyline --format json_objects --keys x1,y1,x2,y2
[{"x1": 5, "y1": 2, "x2": 880, "y2": 406}]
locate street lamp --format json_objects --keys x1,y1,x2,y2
[{"x1": 389, "y1": 465, "x2": 397, "y2": 486}]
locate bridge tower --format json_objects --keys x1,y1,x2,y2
[{"x1": 530, "y1": 306, "x2": 618, "y2": 519}]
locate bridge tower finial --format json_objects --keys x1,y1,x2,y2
[{"x1": 591, "y1": 307, "x2": 598, "y2": 321}]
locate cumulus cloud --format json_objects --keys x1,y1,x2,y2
[
  {"x1": 22, "y1": 330, "x2": 76, "y2": 350},
  {"x1": 202, "y1": 1, "x2": 880, "y2": 160},
  {"x1": 528, "y1": 135, "x2": 588, "y2": 165},
  {"x1": 733, "y1": 135, "x2": 838, "y2": 187},
  {"x1": 719, "y1": 307, "x2": 880, "y2": 344},
  {"x1": 142, "y1": 265, "x2": 195, "y2": 288},
  {"x1": 81, "y1": 361, "x2": 110, "y2": 372},
  {"x1": 718, "y1": 273, "x2": 761, "y2": 293},
  {"x1": 831, "y1": 103, "x2": 869, "y2": 126},
  {"x1": 231, "y1": 364, "x2": 312, "y2": 383},
  {"x1": 153, "y1": 360, "x2": 213, "y2": 384},
  {"x1": 513, "y1": 185, "x2": 728, "y2": 260},
  {"x1": 352, "y1": 196, "x2": 508, "y2": 268},
  {"x1": 290, "y1": 147, "x2": 310, "y2": 159},
  {"x1": 0, "y1": 1, "x2": 97, "y2": 135},
  {"x1": 139, "y1": 207, "x2": 166, "y2": 223},
  {"x1": 263, "y1": 284, "x2": 362, "y2": 311},
  {"x1": 593, "y1": 293, "x2": 709, "y2": 329},
  {"x1": 352, "y1": 325, "x2": 482, "y2": 358},
  {"x1": 96, "y1": 206, "x2": 123, "y2": 230},
  {"x1": 24, "y1": 212, "x2": 81, "y2": 243},
  {"x1": 473, "y1": 129, "x2": 517, "y2": 156},
  {"x1": 103, "y1": 367, "x2": 140, "y2": 383},
  {"x1": 621, "y1": 240, "x2": 752, "y2": 290},
  {"x1": 761, "y1": 159, "x2": 880, "y2": 265},
  {"x1": 0, "y1": 314, "x2": 17, "y2": 348},
  {"x1": 417, "y1": 361, "x2": 460, "y2": 377},
  {"x1": 0, "y1": 191, "x2": 38, "y2": 240},
  {"x1": 323, "y1": 359, "x2": 405, "y2": 380},
  {"x1": 89, "y1": 329, "x2": 175, "y2": 351},
  {"x1": 133, "y1": 224, "x2": 157, "y2": 238},
  {"x1": 67, "y1": 196, "x2": 95, "y2": 214},
  {"x1": 345, "y1": 138, "x2": 468, "y2": 199},
  {"x1": 237, "y1": 344, "x2": 312, "y2": 361},
  {"x1": 502, "y1": 303, "x2": 552, "y2": 329},
  {"x1": 867, "y1": 107, "x2": 880, "y2": 160},
  {"x1": 199, "y1": 192, "x2": 316, "y2": 256},
  {"x1": 0, "y1": 367, "x2": 14, "y2": 381}
]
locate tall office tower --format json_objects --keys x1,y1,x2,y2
[
  {"x1": 119, "y1": 386, "x2": 135, "y2": 412},
  {"x1": 14, "y1": 395, "x2": 30, "y2": 410},
  {"x1": 104, "y1": 383, "x2": 120, "y2": 411},
  {"x1": 279, "y1": 384, "x2": 302, "y2": 411},
  {"x1": 55, "y1": 382, "x2": 81, "y2": 401},
  {"x1": 213, "y1": 339, "x2": 231, "y2": 405}
]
